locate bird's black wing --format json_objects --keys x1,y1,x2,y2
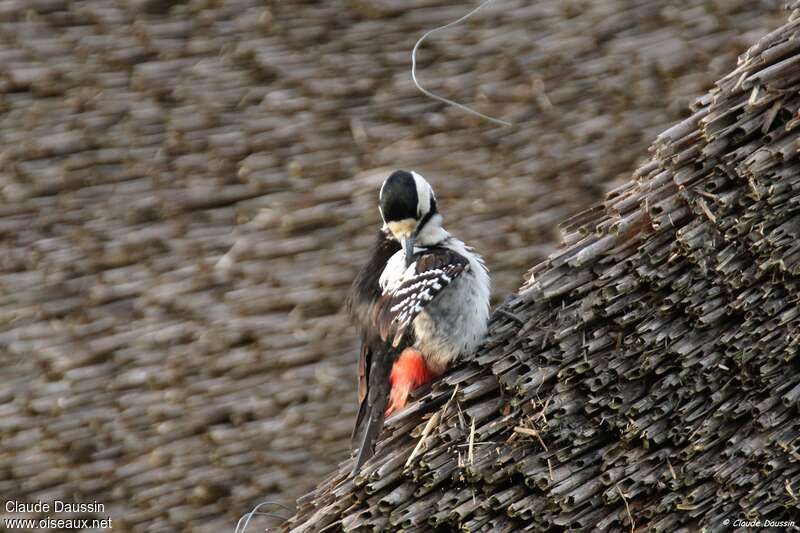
[
  {"x1": 347, "y1": 229, "x2": 401, "y2": 328},
  {"x1": 348, "y1": 231, "x2": 402, "y2": 471},
  {"x1": 374, "y1": 247, "x2": 469, "y2": 347}
]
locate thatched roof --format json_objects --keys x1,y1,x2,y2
[
  {"x1": 0, "y1": 1, "x2": 791, "y2": 531},
  {"x1": 287, "y1": 6, "x2": 800, "y2": 532}
]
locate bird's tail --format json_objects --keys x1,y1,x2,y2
[
  {"x1": 352, "y1": 393, "x2": 388, "y2": 475},
  {"x1": 351, "y1": 343, "x2": 399, "y2": 475}
]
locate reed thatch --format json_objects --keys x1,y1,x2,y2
[
  {"x1": 287, "y1": 5, "x2": 800, "y2": 532},
  {"x1": 0, "y1": 1, "x2": 791, "y2": 532}
]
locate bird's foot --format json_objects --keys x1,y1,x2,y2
[{"x1": 386, "y1": 348, "x2": 433, "y2": 417}]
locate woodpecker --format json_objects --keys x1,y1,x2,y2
[{"x1": 348, "y1": 170, "x2": 490, "y2": 473}]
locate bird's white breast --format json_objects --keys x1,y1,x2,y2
[{"x1": 379, "y1": 239, "x2": 490, "y2": 372}]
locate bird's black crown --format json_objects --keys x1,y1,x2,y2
[{"x1": 380, "y1": 170, "x2": 419, "y2": 222}]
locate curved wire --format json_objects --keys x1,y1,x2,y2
[
  {"x1": 234, "y1": 501, "x2": 291, "y2": 533},
  {"x1": 411, "y1": 0, "x2": 513, "y2": 127}
]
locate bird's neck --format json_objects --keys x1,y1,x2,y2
[{"x1": 416, "y1": 218, "x2": 449, "y2": 247}]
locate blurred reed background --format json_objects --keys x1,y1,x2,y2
[{"x1": 0, "y1": 0, "x2": 786, "y2": 530}]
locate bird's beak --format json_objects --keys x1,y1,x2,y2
[
  {"x1": 387, "y1": 219, "x2": 418, "y2": 267},
  {"x1": 402, "y1": 234, "x2": 416, "y2": 267}
]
